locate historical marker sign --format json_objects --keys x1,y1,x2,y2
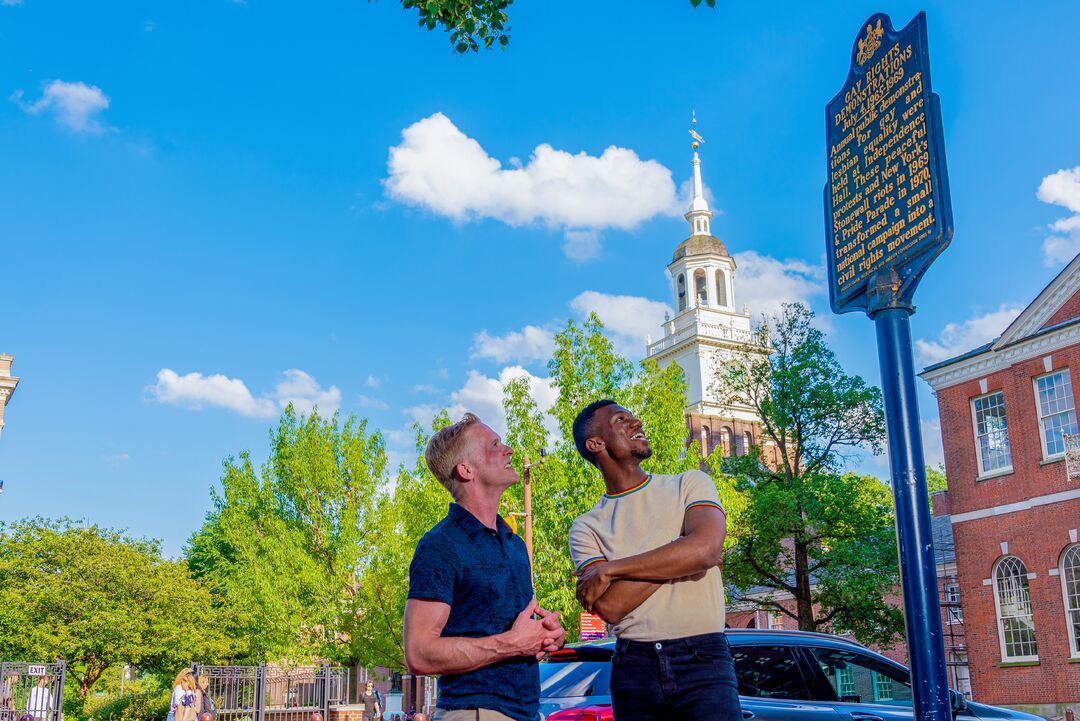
[{"x1": 825, "y1": 12, "x2": 953, "y2": 314}]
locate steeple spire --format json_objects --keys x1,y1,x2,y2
[{"x1": 686, "y1": 112, "x2": 712, "y2": 237}]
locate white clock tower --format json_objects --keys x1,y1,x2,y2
[{"x1": 645, "y1": 130, "x2": 766, "y2": 457}]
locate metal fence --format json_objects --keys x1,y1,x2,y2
[
  {"x1": 192, "y1": 665, "x2": 348, "y2": 721},
  {"x1": 0, "y1": 661, "x2": 66, "y2": 721}
]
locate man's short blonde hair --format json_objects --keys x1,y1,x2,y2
[{"x1": 424, "y1": 412, "x2": 481, "y2": 499}]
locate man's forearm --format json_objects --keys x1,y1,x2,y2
[
  {"x1": 605, "y1": 534, "x2": 723, "y2": 583},
  {"x1": 592, "y1": 579, "x2": 662, "y2": 624},
  {"x1": 405, "y1": 632, "x2": 518, "y2": 676}
]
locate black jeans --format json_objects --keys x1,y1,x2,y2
[{"x1": 610, "y1": 632, "x2": 742, "y2": 721}]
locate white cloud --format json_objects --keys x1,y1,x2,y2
[
  {"x1": 731, "y1": 251, "x2": 826, "y2": 320},
  {"x1": 2, "y1": 0, "x2": 24, "y2": 5},
  {"x1": 571, "y1": 290, "x2": 673, "y2": 359},
  {"x1": 148, "y1": 368, "x2": 340, "y2": 418},
  {"x1": 472, "y1": 325, "x2": 555, "y2": 364},
  {"x1": 102, "y1": 452, "x2": 130, "y2": 464},
  {"x1": 413, "y1": 384, "x2": 443, "y2": 394},
  {"x1": 13, "y1": 80, "x2": 110, "y2": 133},
  {"x1": 273, "y1": 369, "x2": 341, "y2": 417},
  {"x1": 1038, "y1": 166, "x2": 1080, "y2": 266},
  {"x1": 915, "y1": 305, "x2": 1023, "y2": 365},
  {"x1": 562, "y1": 230, "x2": 602, "y2": 262},
  {"x1": 365, "y1": 375, "x2": 381, "y2": 388},
  {"x1": 403, "y1": 366, "x2": 558, "y2": 442},
  {"x1": 921, "y1": 417, "x2": 945, "y2": 469},
  {"x1": 384, "y1": 113, "x2": 679, "y2": 259},
  {"x1": 357, "y1": 394, "x2": 389, "y2": 410}
]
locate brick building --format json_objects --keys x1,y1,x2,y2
[{"x1": 921, "y1": 254, "x2": 1080, "y2": 715}]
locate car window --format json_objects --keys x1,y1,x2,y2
[
  {"x1": 540, "y1": 661, "x2": 611, "y2": 698},
  {"x1": 730, "y1": 645, "x2": 813, "y2": 700},
  {"x1": 806, "y1": 647, "x2": 912, "y2": 706}
]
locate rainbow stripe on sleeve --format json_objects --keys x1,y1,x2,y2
[
  {"x1": 575, "y1": 556, "x2": 607, "y2": 571},
  {"x1": 685, "y1": 500, "x2": 724, "y2": 512}
]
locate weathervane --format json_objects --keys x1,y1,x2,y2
[{"x1": 689, "y1": 111, "x2": 705, "y2": 149}]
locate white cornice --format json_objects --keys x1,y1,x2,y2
[
  {"x1": 994, "y1": 254, "x2": 1080, "y2": 350},
  {"x1": 921, "y1": 321, "x2": 1080, "y2": 391}
]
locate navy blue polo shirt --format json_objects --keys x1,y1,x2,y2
[{"x1": 408, "y1": 503, "x2": 537, "y2": 721}]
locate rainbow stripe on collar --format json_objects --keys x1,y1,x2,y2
[{"x1": 604, "y1": 475, "x2": 651, "y2": 499}]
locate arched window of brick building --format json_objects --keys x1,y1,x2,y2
[
  {"x1": 721, "y1": 427, "x2": 732, "y2": 456},
  {"x1": 1061, "y1": 545, "x2": 1080, "y2": 657},
  {"x1": 743, "y1": 430, "x2": 753, "y2": 453},
  {"x1": 701, "y1": 425, "x2": 711, "y2": 458},
  {"x1": 993, "y1": 556, "x2": 1039, "y2": 661}
]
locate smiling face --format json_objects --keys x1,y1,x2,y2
[
  {"x1": 460, "y1": 422, "x2": 519, "y2": 491},
  {"x1": 588, "y1": 404, "x2": 652, "y2": 462}
]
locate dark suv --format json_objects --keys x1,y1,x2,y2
[{"x1": 539, "y1": 630, "x2": 1048, "y2": 721}]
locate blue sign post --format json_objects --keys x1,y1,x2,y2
[{"x1": 825, "y1": 13, "x2": 953, "y2": 721}]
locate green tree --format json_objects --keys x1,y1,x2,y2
[
  {"x1": 186, "y1": 406, "x2": 387, "y2": 664},
  {"x1": 925, "y1": 463, "x2": 947, "y2": 495},
  {"x1": 384, "y1": 0, "x2": 717, "y2": 54},
  {"x1": 350, "y1": 414, "x2": 454, "y2": 671},
  {"x1": 0, "y1": 518, "x2": 226, "y2": 699},
  {"x1": 714, "y1": 303, "x2": 900, "y2": 646}
]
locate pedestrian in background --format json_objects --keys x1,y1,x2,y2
[
  {"x1": 169, "y1": 670, "x2": 197, "y2": 721},
  {"x1": 0, "y1": 672, "x2": 18, "y2": 721},
  {"x1": 25, "y1": 677, "x2": 51, "y2": 721},
  {"x1": 360, "y1": 681, "x2": 381, "y2": 721},
  {"x1": 197, "y1": 674, "x2": 215, "y2": 717}
]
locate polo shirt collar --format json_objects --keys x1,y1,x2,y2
[{"x1": 447, "y1": 502, "x2": 514, "y2": 539}]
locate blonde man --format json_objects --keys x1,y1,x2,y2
[{"x1": 404, "y1": 413, "x2": 565, "y2": 721}]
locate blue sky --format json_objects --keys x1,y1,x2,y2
[{"x1": 3, "y1": 1, "x2": 1080, "y2": 556}]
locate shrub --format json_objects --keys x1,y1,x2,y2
[{"x1": 90, "y1": 690, "x2": 171, "y2": 721}]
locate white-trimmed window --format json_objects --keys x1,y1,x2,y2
[
  {"x1": 944, "y1": 582, "x2": 963, "y2": 624},
  {"x1": 1061, "y1": 545, "x2": 1080, "y2": 657},
  {"x1": 768, "y1": 610, "x2": 784, "y2": 629},
  {"x1": 971, "y1": 391, "x2": 1011, "y2": 474},
  {"x1": 1035, "y1": 369, "x2": 1078, "y2": 458},
  {"x1": 993, "y1": 556, "x2": 1038, "y2": 661},
  {"x1": 872, "y1": 671, "x2": 893, "y2": 702}
]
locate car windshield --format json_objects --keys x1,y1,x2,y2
[{"x1": 540, "y1": 658, "x2": 611, "y2": 698}]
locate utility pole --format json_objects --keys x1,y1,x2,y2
[{"x1": 519, "y1": 452, "x2": 546, "y2": 567}]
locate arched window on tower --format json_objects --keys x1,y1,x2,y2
[
  {"x1": 720, "y1": 427, "x2": 732, "y2": 456},
  {"x1": 716, "y1": 270, "x2": 728, "y2": 307},
  {"x1": 694, "y1": 269, "x2": 707, "y2": 306},
  {"x1": 677, "y1": 274, "x2": 687, "y2": 311},
  {"x1": 701, "y1": 425, "x2": 711, "y2": 458},
  {"x1": 1061, "y1": 545, "x2": 1080, "y2": 656},
  {"x1": 993, "y1": 556, "x2": 1038, "y2": 661}
]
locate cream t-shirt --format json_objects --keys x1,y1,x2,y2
[{"x1": 569, "y1": 470, "x2": 726, "y2": 641}]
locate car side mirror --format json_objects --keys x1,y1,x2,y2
[{"x1": 949, "y1": 689, "x2": 968, "y2": 717}]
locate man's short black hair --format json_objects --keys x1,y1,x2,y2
[{"x1": 573, "y1": 399, "x2": 618, "y2": 466}]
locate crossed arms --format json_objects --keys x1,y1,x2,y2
[{"x1": 573, "y1": 504, "x2": 726, "y2": 624}]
